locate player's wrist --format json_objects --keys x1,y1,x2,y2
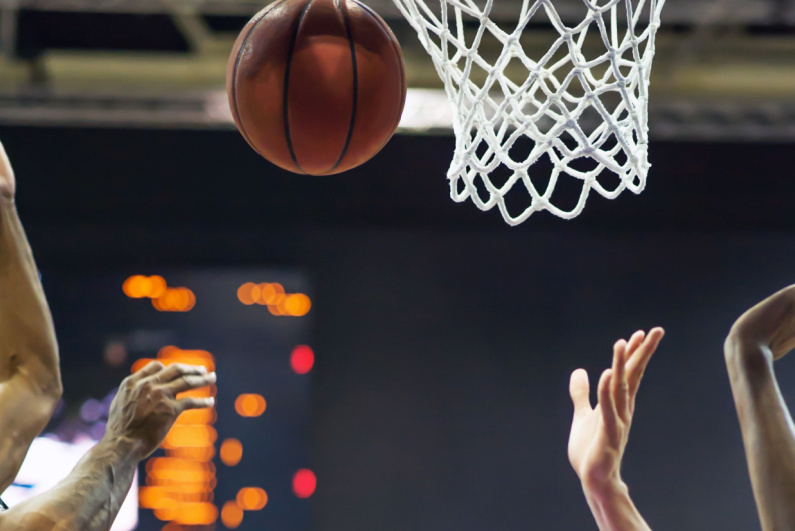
[
  {"x1": 99, "y1": 433, "x2": 146, "y2": 462},
  {"x1": 581, "y1": 472, "x2": 626, "y2": 499},
  {"x1": 724, "y1": 331, "x2": 774, "y2": 372}
]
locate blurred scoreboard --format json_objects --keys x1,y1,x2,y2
[{"x1": 39, "y1": 269, "x2": 315, "y2": 531}]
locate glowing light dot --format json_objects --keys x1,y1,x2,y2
[
  {"x1": 237, "y1": 283, "x2": 257, "y2": 305},
  {"x1": 123, "y1": 275, "x2": 147, "y2": 298},
  {"x1": 234, "y1": 394, "x2": 266, "y2": 417},
  {"x1": 219, "y1": 438, "x2": 243, "y2": 466},
  {"x1": 221, "y1": 501, "x2": 243, "y2": 529},
  {"x1": 236, "y1": 487, "x2": 268, "y2": 510},
  {"x1": 260, "y1": 283, "x2": 285, "y2": 305},
  {"x1": 291, "y1": 345, "x2": 314, "y2": 374},
  {"x1": 148, "y1": 275, "x2": 168, "y2": 298},
  {"x1": 153, "y1": 287, "x2": 196, "y2": 312},
  {"x1": 293, "y1": 469, "x2": 316, "y2": 498},
  {"x1": 285, "y1": 293, "x2": 312, "y2": 316}
]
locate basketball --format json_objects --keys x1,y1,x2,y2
[{"x1": 227, "y1": 0, "x2": 407, "y2": 175}]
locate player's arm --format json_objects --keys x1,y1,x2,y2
[
  {"x1": 724, "y1": 284, "x2": 795, "y2": 531},
  {"x1": 0, "y1": 141, "x2": 62, "y2": 493},
  {"x1": 569, "y1": 328, "x2": 664, "y2": 531},
  {"x1": 0, "y1": 361, "x2": 216, "y2": 531}
]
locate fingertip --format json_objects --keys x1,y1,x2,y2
[
  {"x1": 570, "y1": 368, "x2": 589, "y2": 394},
  {"x1": 598, "y1": 369, "x2": 615, "y2": 406},
  {"x1": 598, "y1": 368, "x2": 613, "y2": 389},
  {"x1": 571, "y1": 368, "x2": 587, "y2": 380}
]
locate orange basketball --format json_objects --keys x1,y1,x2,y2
[{"x1": 227, "y1": 0, "x2": 407, "y2": 175}]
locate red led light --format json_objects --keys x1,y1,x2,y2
[
  {"x1": 290, "y1": 346, "x2": 314, "y2": 375},
  {"x1": 292, "y1": 469, "x2": 316, "y2": 498}
]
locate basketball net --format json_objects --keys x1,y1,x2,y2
[{"x1": 392, "y1": 0, "x2": 665, "y2": 223}]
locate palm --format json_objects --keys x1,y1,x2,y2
[
  {"x1": 567, "y1": 328, "x2": 664, "y2": 487},
  {"x1": 569, "y1": 403, "x2": 617, "y2": 482},
  {"x1": 0, "y1": 141, "x2": 16, "y2": 200}
]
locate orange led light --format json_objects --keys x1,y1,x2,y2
[
  {"x1": 221, "y1": 501, "x2": 244, "y2": 529},
  {"x1": 259, "y1": 283, "x2": 285, "y2": 305},
  {"x1": 162, "y1": 425, "x2": 218, "y2": 448},
  {"x1": 234, "y1": 394, "x2": 266, "y2": 417},
  {"x1": 123, "y1": 275, "x2": 149, "y2": 298},
  {"x1": 157, "y1": 347, "x2": 215, "y2": 371},
  {"x1": 177, "y1": 408, "x2": 216, "y2": 425},
  {"x1": 139, "y1": 486, "x2": 175, "y2": 510},
  {"x1": 239, "y1": 281, "x2": 311, "y2": 317},
  {"x1": 173, "y1": 502, "x2": 218, "y2": 525},
  {"x1": 154, "y1": 506, "x2": 178, "y2": 522},
  {"x1": 237, "y1": 282, "x2": 257, "y2": 305},
  {"x1": 153, "y1": 288, "x2": 196, "y2": 313},
  {"x1": 123, "y1": 275, "x2": 168, "y2": 299},
  {"x1": 219, "y1": 438, "x2": 243, "y2": 467},
  {"x1": 168, "y1": 446, "x2": 216, "y2": 462},
  {"x1": 283, "y1": 293, "x2": 312, "y2": 316},
  {"x1": 236, "y1": 487, "x2": 268, "y2": 511}
]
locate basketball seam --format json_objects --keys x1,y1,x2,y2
[
  {"x1": 353, "y1": 0, "x2": 406, "y2": 149},
  {"x1": 328, "y1": 0, "x2": 359, "y2": 174},
  {"x1": 283, "y1": 0, "x2": 315, "y2": 174},
  {"x1": 232, "y1": 1, "x2": 289, "y2": 159}
]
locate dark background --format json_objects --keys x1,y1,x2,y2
[{"x1": 3, "y1": 125, "x2": 794, "y2": 530}]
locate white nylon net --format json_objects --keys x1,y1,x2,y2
[{"x1": 392, "y1": 0, "x2": 666, "y2": 223}]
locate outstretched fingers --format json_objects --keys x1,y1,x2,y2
[
  {"x1": 162, "y1": 371, "x2": 217, "y2": 395},
  {"x1": 132, "y1": 360, "x2": 165, "y2": 380},
  {"x1": 177, "y1": 396, "x2": 216, "y2": 412},
  {"x1": 625, "y1": 330, "x2": 646, "y2": 359},
  {"x1": 134, "y1": 362, "x2": 217, "y2": 400},
  {"x1": 612, "y1": 340, "x2": 630, "y2": 421},
  {"x1": 626, "y1": 327, "x2": 665, "y2": 397},
  {"x1": 598, "y1": 368, "x2": 620, "y2": 445}
]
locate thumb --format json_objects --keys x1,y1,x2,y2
[{"x1": 569, "y1": 369, "x2": 592, "y2": 417}]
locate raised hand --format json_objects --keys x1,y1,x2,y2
[
  {"x1": 105, "y1": 361, "x2": 216, "y2": 460},
  {"x1": 0, "y1": 140, "x2": 16, "y2": 201},
  {"x1": 725, "y1": 285, "x2": 795, "y2": 531},
  {"x1": 727, "y1": 284, "x2": 795, "y2": 361},
  {"x1": 568, "y1": 328, "x2": 665, "y2": 489}
]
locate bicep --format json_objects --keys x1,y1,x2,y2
[{"x1": 0, "y1": 377, "x2": 58, "y2": 493}]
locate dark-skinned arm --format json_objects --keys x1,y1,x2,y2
[
  {"x1": 724, "y1": 284, "x2": 795, "y2": 531},
  {"x1": 0, "y1": 141, "x2": 62, "y2": 493}
]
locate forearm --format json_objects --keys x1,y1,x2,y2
[
  {"x1": 725, "y1": 336, "x2": 795, "y2": 531},
  {"x1": 0, "y1": 436, "x2": 140, "y2": 531},
  {"x1": 0, "y1": 198, "x2": 60, "y2": 395},
  {"x1": 582, "y1": 478, "x2": 652, "y2": 531}
]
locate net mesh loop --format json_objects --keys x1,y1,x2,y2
[{"x1": 393, "y1": 0, "x2": 666, "y2": 223}]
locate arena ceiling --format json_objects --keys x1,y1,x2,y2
[{"x1": 0, "y1": 0, "x2": 793, "y2": 140}]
